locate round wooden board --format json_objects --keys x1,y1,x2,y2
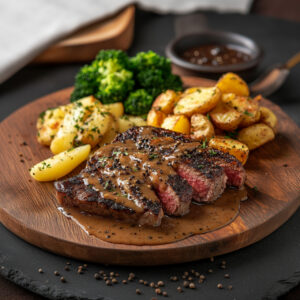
[{"x1": 0, "y1": 77, "x2": 299, "y2": 266}]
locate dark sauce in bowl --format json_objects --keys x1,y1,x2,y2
[{"x1": 180, "y1": 44, "x2": 251, "y2": 67}]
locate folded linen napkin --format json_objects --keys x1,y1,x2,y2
[{"x1": 0, "y1": 0, "x2": 252, "y2": 83}]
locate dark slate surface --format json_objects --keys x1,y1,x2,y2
[{"x1": 0, "y1": 9, "x2": 299, "y2": 300}]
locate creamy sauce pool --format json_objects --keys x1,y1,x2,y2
[{"x1": 59, "y1": 188, "x2": 246, "y2": 245}]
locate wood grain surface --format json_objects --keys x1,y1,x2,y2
[
  {"x1": 34, "y1": 6, "x2": 135, "y2": 63},
  {"x1": 0, "y1": 76, "x2": 299, "y2": 266}
]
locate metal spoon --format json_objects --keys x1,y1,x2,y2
[{"x1": 250, "y1": 52, "x2": 300, "y2": 97}]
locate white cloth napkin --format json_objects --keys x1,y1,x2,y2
[{"x1": 0, "y1": 0, "x2": 252, "y2": 83}]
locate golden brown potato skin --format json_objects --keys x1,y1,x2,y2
[
  {"x1": 259, "y1": 106, "x2": 277, "y2": 131},
  {"x1": 152, "y1": 90, "x2": 180, "y2": 114},
  {"x1": 238, "y1": 123, "x2": 275, "y2": 150},
  {"x1": 147, "y1": 109, "x2": 167, "y2": 127},
  {"x1": 217, "y1": 72, "x2": 249, "y2": 96},
  {"x1": 223, "y1": 95, "x2": 261, "y2": 128},
  {"x1": 209, "y1": 137, "x2": 249, "y2": 165},
  {"x1": 190, "y1": 114, "x2": 215, "y2": 140},
  {"x1": 161, "y1": 115, "x2": 190, "y2": 135},
  {"x1": 174, "y1": 87, "x2": 221, "y2": 116},
  {"x1": 210, "y1": 101, "x2": 243, "y2": 131}
]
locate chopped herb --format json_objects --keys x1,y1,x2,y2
[
  {"x1": 208, "y1": 149, "x2": 217, "y2": 155},
  {"x1": 206, "y1": 113, "x2": 211, "y2": 121},
  {"x1": 149, "y1": 153, "x2": 158, "y2": 160},
  {"x1": 244, "y1": 110, "x2": 253, "y2": 116},
  {"x1": 91, "y1": 126, "x2": 98, "y2": 132},
  {"x1": 197, "y1": 88, "x2": 202, "y2": 93},
  {"x1": 225, "y1": 131, "x2": 238, "y2": 139},
  {"x1": 201, "y1": 139, "x2": 207, "y2": 149}
]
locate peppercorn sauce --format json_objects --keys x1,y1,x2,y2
[
  {"x1": 180, "y1": 44, "x2": 251, "y2": 66},
  {"x1": 58, "y1": 137, "x2": 247, "y2": 245}
]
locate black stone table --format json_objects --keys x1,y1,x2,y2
[{"x1": 0, "y1": 9, "x2": 299, "y2": 300}]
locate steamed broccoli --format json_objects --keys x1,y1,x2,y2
[
  {"x1": 71, "y1": 50, "x2": 134, "y2": 104},
  {"x1": 130, "y1": 51, "x2": 183, "y2": 98},
  {"x1": 124, "y1": 89, "x2": 153, "y2": 115},
  {"x1": 70, "y1": 49, "x2": 183, "y2": 115}
]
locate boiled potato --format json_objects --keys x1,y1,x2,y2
[
  {"x1": 77, "y1": 108, "x2": 112, "y2": 147},
  {"x1": 103, "y1": 102, "x2": 124, "y2": 118},
  {"x1": 117, "y1": 115, "x2": 147, "y2": 133},
  {"x1": 210, "y1": 101, "x2": 243, "y2": 131},
  {"x1": 190, "y1": 114, "x2": 214, "y2": 140},
  {"x1": 147, "y1": 109, "x2": 167, "y2": 127},
  {"x1": 223, "y1": 95, "x2": 261, "y2": 127},
  {"x1": 152, "y1": 90, "x2": 180, "y2": 114},
  {"x1": 209, "y1": 137, "x2": 249, "y2": 165},
  {"x1": 174, "y1": 87, "x2": 221, "y2": 116},
  {"x1": 50, "y1": 96, "x2": 106, "y2": 154},
  {"x1": 161, "y1": 115, "x2": 190, "y2": 134},
  {"x1": 217, "y1": 72, "x2": 249, "y2": 96},
  {"x1": 259, "y1": 106, "x2": 277, "y2": 131},
  {"x1": 237, "y1": 123, "x2": 275, "y2": 150},
  {"x1": 30, "y1": 144, "x2": 91, "y2": 181},
  {"x1": 99, "y1": 117, "x2": 119, "y2": 146},
  {"x1": 37, "y1": 105, "x2": 70, "y2": 146}
]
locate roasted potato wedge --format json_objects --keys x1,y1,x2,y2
[
  {"x1": 30, "y1": 144, "x2": 91, "y2": 181},
  {"x1": 217, "y1": 72, "x2": 249, "y2": 96},
  {"x1": 259, "y1": 106, "x2": 277, "y2": 131},
  {"x1": 190, "y1": 114, "x2": 214, "y2": 140},
  {"x1": 209, "y1": 137, "x2": 249, "y2": 165},
  {"x1": 210, "y1": 101, "x2": 243, "y2": 131},
  {"x1": 152, "y1": 90, "x2": 180, "y2": 114},
  {"x1": 161, "y1": 115, "x2": 190, "y2": 134},
  {"x1": 174, "y1": 87, "x2": 221, "y2": 116},
  {"x1": 147, "y1": 109, "x2": 167, "y2": 127},
  {"x1": 237, "y1": 123, "x2": 275, "y2": 150},
  {"x1": 37, "y1": 105, "x2": 70, "y2": 146},
  {"x1": 103, "y1": 102, "x2": 124, "y2": 119},
  {"x1": 117, "y1": 115, "x2": 147, "y2": 133},
  {"x1": 223, "y1": 95, "x2": 261, "y2": 127}
]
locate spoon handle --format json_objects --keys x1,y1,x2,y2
[{"x1": 285, "y1": 52, "x2": 300, "y2": 69}]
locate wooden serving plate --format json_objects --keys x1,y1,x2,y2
[
  {"x1": 0, "y1": 77, "x2": 299, "y2": 266},
  {"x1": 34, "y1": 6, "x2": 135, "y2": 63}
]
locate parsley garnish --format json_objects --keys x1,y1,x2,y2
[{"x1": 244, "y1": 110, "x2": 253, "y2": 116}]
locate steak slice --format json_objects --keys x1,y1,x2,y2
[{"x1": 55, "y1": 175, "x2": 164, "y2": 227}]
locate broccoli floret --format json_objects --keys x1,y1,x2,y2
[
  {"x1": 130, "y1": 51, "x2": 183, "y2": 98},
  {"x1": 71, "y1": 50, "x2": 133, "y2": 103},
  {"x1": 130, "y1": 51, "x2": 171, "y2": 74},
  {"x1": 95, "y1": 69, "x2": 134, "y2": 104},
  {"x1": 124, "y1": 89, "x2": 153, "y2": 115},
  {"x1": 70, "y1": 63, "x2": 99, "y2": 102}
]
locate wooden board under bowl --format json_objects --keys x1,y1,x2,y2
[
  {"x1": 0, "y1": 76, "x2": 299, "y2": 266},
  {"x1": 34, "y1": 6, "x2": 135, "y2": 63}
]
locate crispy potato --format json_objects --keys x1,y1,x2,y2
[
  {"x1": 30, "y1": 144, "x2": 91, "y2": 181},
  {"x1": 161, "y1": 115, "x2": 190, "y2": 134},
  {"x1": 210, "y1": 101, "x2": 243, "y2": 131},
  {"x1": 190, "y1": 114, "x2": 214, "y2": 140},
  {"x1": 117, "y1": 115, "x2": 147, "y2": 133},
  {"x1": 259, "y1": 106, "x2": 277, "y2": 131},
  {"x1": 209, "y1": 137, "x2": 249, "y2": 165},
  {"x1": 103, "y1": 102, "x2": 124, "y2": 118},
  {"x1": 223, "y1": 95, "x2": 261, "y2": 127},
  {"x1": 237, "y1": 123, "x2": 275, "y2": 150},
  {"x1": 217, "y1": 72, "x2": 249, "y2": 96},
  {"x1": 50, "y1": 96, "x2": 106, "y2": 154},
  {"x1": 147, "y1": 109, "x2": 167, "y2": 127},
  {"x1": 37, "y1": 105, "x2": 70, "y2": 146},
  {"x1": 152, "y1": 90, "x2": 180, "y2": 114},
  {"x1": 174, "y1": 87, "x2": 221, "y2": 116},
  {"x1": 99, "y1": 117, "x2": 119, "y2": 146}
]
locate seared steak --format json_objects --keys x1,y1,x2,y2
[{"x1": 55, "y1": 126, "x2": 245, "y2": 226}]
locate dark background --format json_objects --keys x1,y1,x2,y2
[{"x1": 0, "y1": 1, "x2": 299, "y2": 299}]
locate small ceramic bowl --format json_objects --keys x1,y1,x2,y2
[{"x1": 166, "y1": 30, "x2": 262, "y2": 78}]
